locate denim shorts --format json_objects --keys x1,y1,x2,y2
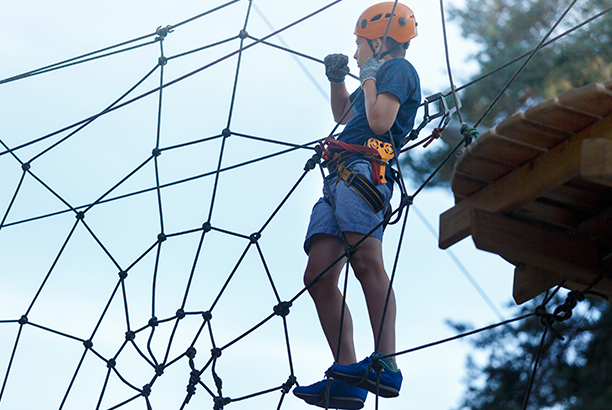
[{"x1": 304, "y1": 160, "x2": 392, "y2": 254}]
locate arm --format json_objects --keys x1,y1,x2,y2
[
  {"x1": 330, "y1": 82, "x2": 354, "y2": 124},
  {"x1": 361, "y1": 79, "x2": 401, "y2": 135}
]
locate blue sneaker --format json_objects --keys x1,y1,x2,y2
[
  {"x1": 326, "y1": 354, "x2": 402, "y2": 398},
  {"x1": 293, "y1": 378, "x2": 367, "y2": 409}
]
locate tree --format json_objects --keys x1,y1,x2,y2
[
  {"x1": 401, "y1": 0, "x2": 612, "y2": 187},
  {"x1": 450, "y1": 295, "x2": 612, "y2": 410}
]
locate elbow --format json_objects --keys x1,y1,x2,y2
[
  {"x1": 334, "y1": 113, "x2": 349, "y2": 124},
  {"x1": 368, "y1": 117, "x2": 393, "y2": 135}
]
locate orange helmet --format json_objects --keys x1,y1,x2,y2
[{"x1": 354, "y1": 2, "x2": 418, "y2": 44}]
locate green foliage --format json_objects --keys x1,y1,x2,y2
[
  {"x1": 451, "y1": 296, "x2": 612, "y2": 410},
  {"x1": 450, "y1": 0, "x2": 612, "y2": 126},
  {"x1": 402, "y1": 0, "x2": 612, "y2": 187}
]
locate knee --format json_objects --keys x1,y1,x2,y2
[
  {"x1": 304, "y1": 266, "x2": 336, "y2": 297},
  {"x1": 349, "y1": 249, "x2": 383, "y2": 283}
]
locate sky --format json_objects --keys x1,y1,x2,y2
[{"x1": 0, "y1": 1, "x2": 519, "y2": 410}]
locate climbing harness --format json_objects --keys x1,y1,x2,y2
[
  {"x1": 336, "y1": 162, "x2": 385, "y2": 213},
  {"x1": 320, "y1": 137, "x2": 394, "y2": 213}
]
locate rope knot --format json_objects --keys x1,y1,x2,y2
[
  {"x1": 141, "y1": 383, "x2": 151, "y2": 397},
  {"x1": 155, "y1": 25, "x2": 174, "y2": 40},
  {"x1": 553, "y1": 290, "x2": 585, "y2": 322},
  {"x1": 304, "y1": 146, "x2": 323, "y2": 171},
  {"x1": 281, "y1": 375, "x2": 297, "y2": 393},
  {"x1": 370, "y1": 354, "x2": 384, "y2": 373},
  {"x1": 274, "y1": 301, "x2": 292, "y2": 317},
  {"x1": 344, "y1": 245, "x2": 356, "y2": 258},
  {"x1": 186, "y1": 347, "x2": 197, "y2": 359},
  {"x1": 211, "y1": 347, "x2": 222, "y2": 359},
  {"x1": 460, "y1": 123, "x2": 479, "y2": 146},
  {"x1": 189, "y1": 369, "x2": 201, "y2": 385},
  {"x1": 213, "y1": 396, "x2": 231, "y2": 410},
  {"x1": 250, "y1": 232, "x2": 261, "y2": 244},
  {"x1": 423, "y1": 127, "x2": 442, "y2": 148}
]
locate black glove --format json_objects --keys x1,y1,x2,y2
[{"x1": 324, "y1": 53, "x2": 350, "y2": 83}]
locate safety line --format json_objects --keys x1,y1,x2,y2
[{"x1": 412, "y1": 205, "x2": 506, "y2": 321}]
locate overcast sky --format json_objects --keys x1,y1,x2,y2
[{"x1": 0, "y1": 1, "x2": 517, "y2": 410}]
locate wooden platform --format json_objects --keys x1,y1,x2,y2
[{"x1": 439, "y1": 79, "x2": 612, "y2": 304}]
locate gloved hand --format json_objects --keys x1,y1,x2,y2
[
  {"x1": 359, "y1": 57, "x2": 386, "y2": 84},
  {"x1": 324, "y1": 53, "x2": 350, "y2": 83}
]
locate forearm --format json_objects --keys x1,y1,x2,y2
[{"x1": 330, "y1": 82, "x2": 353, "y2": 124}]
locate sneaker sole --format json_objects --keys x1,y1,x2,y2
[
  {"x1": 293, "y1": 391, "x2": 365, "y2": 409},
  {"x1": 326, "y1": 370, "x2": 400, "y2": 398}
]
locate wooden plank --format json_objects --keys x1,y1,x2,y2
[
  {"x1": 513, "y1": 264, "x2": 565, "y2": 305},
  {"x1": 454, "y1": 154, "x2": 517, "y2": 185},
  {"x1": 467, "y1": 129, "x2": 546, "y2": 166},
  {"x1": 450, "y1": 172, "x2": 490, "y2": 199},
  {"x1": 469, "y1": 209, "x2": 599, "y2": 277},
  {"x1": 581, "y1": 138, "x2": 612, "y2": 188},
  {"x1": 496, "y1": 112, "x2": 571, "y2": 149},
  {"x1": 439, "y1": 113, "x2": 612, "y2": 249},
  {"x1": 558, "y1": 83, "x2": 612, "y2": 117},
  {"x1": 513, "y1": 199, "x2": 587, "y2": 229},
  {"x1": 524, "y1": 98, "x2": 602, "y2": 134},
  {"x1": 540, "y1": 178, "x2": 612, "y2": 215},
  {"x1": 575, "y1": 205, "x2": 612, "y2": 240},
  {"x1": 513, "y1": 264, "x2": 612, "y2": 304}
]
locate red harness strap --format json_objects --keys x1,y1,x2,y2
[{"x1": 320, "y1": 137, "x2": 383, "y2": 185}]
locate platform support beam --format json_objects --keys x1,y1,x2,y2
[{"x1": 439, "y1": 114, "x2": 612, "y2": 250}]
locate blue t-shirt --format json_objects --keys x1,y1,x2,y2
[{"x1": 339, "y1": 58, "x2": 421, "y2": 150}]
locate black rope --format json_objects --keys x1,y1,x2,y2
[
  {"x1": 1, "y1": 1, "x2": 605, "y2": 409},
  {"x1": 0, "y1": 39, "x2": 159, "y2": 86}
]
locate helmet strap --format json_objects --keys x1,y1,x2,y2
[{"x1": 367, "y1": 38, "x2": 394, "y2": 59}]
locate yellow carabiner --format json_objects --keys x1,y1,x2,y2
[{"x1": 367, "y1": 138, "x2": 394, "y2": 183}]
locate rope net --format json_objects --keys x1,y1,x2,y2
[{"x1": 0, "y1": 1, "x2": 604, "y2": 409}]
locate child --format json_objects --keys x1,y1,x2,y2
[{"x1": 293, "y1": 2, "x2": 421, "y2": 409}]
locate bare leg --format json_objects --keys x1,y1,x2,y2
[
  {"x1": 344, "y1": 232, "x2": 396, "y2": 356},
  {"x1": 304, "y1": 234, "x2": 357, "y2": 365}
]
